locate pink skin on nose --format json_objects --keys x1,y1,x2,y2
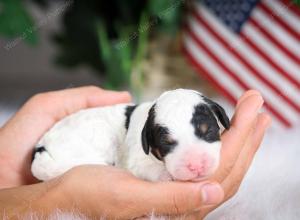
[
  {"x1": 167, "y1": 149, "x2": 219, "y2": 181},
  {"x1": 185, "y1": 152, "x2": 214, "y2": 177}
]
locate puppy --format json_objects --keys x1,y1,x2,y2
[{"x1": 31, "y1": 89, "x2": 230, "y2": 181}]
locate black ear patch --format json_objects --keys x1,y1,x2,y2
[
  {"x1": 141, "y1": 104, "x2": 156, "y2": 155},
  {"x1": 203, "y1": 97, "x2": 230, "y2": 130},
  {"x1": 125, "y1": 105, "x2": 138, "y2": 129},
  {"x1": 141, "y1": 104, "x2": 177, "y2": 160},
  {"x1": 141, "y1": 121, "x2": 150, "y2": 155}
]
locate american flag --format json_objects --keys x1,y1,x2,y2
[{"x1": 183, "y1": 0, "x2": 300, "y2": 128}]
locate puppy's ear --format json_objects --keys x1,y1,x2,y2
[
  {"x1": 141, "y1": 120, "x2": 150, "y2": 155},
  {"x1": 205, "y1": 98, "x2": 230, "y2": 129},
  {"x1": 141, "y1": 104, "x2": 156, "y2": 155}
]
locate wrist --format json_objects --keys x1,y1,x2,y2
[
  {"x1": 32, "y1": 177, "x2": 72, "y2": 215},
  {"x1": 0, "y1": 178, "x2": 65, "y2": 218}
]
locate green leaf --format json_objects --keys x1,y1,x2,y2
[
  {"x1": 147, "y1": 0, "x2": 183, "y2": 34},
  {"x1": 117, "y1": 24, "x2": 133, "y2": 79},
  {"x1": 135, "y1": 12, "x2": 148, "y2": 66},
  {"x1": 0, "y1": 0, "x2": 38, "y2": 45},
  {"x1": 293, "y1": 0, "x2": 300, "y2": 5},
  {"x1": 96, "y1": 21, "x2": 111, "y2": 62}
]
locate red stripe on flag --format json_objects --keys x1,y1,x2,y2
[
  {"x1": 182, "y1": 41, "x2": 292, "y2": 127},
  {"x1": 182, "y1": 46, "x2": 237, "y2": 105},
  {"x1": 239, "y1": 32, "x2": 300, "y2": 89},
  {"x1": 185, "y1": 26, "x2": 249, "y2": 90},
  {"x1": 280, "y1": 0, "x2": 300, "y2": 17},
  {"x1": 186, "y1": 23, "x2": 300, "y2": 125},
  {"x1": 192, "y1": 9, "x2": 300, "y2": 113},
  {"x1": 185, "y1": 25, "x2": 293, "y2": 127},
  {"x1": 249, "y1": 17, "x2": 300, "y2": 64},
  {"x1": 259, "y1": 2, "x2": 300, "y2": 40},
  {"x1": 262, "y1": 102, "x2": 292, "y2": 127}
]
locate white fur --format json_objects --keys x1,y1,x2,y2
[
  {"x1": 32, "y1": 103, "x2": 129, "y2": 181},
  {"x1": 32, "y1": 89, "x2": 222, "y2": 181}
]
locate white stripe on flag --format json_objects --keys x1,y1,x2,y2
[
  {"x1": 183, "y1": 34, "x2": 244, "y2": 97},
  {"x1": 197, "y1": 5, "x2": 299, "y2": 107},
  {"x1": 187, "y1": 15, "x2": 299, "y2": 124},
  {"x1": 264, "y1": 0, "x2": 300, "y2": 34},
  {"x1": 252, "y1": 7, "x2": 300, "y2": 57},
  {"x1": 243, "y1": 22, "x2": 300, "y2": 90}
]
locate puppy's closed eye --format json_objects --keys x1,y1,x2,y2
[
  {"x1": 198, "y1": 123, "x2": 208, "y2": 134},
  {"x1": 160, "y1": 134, "x2": 177, "y2": 146}
]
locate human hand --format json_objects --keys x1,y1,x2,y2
[
  {"x1": 185, "y1": 90, "x2": 271, "y2": 219},
  {"x1": 0, "y1": 86, "x2": 131, "y2": 188},
  {"x1": 0, "y1": 86, "x2": 225, "y2": 219},
  {"x1": 33, "y1": 164, "x2": 223, "y2": 219},
  {"x1": 31, "y1": 90, "x2": 270, "y2": 220},
  {"x1": 0, "y1": 87, "x2": 270, "y2": 220}
]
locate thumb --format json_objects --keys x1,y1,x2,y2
[{"x1": 136, "y1": 181, "x2": 224, "y2": 216}]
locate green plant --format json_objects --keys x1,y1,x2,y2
[
  {"x1": 294, "y1": 0, "x2": 300, "y2": 5},
  {"x1": 0, "y1": 0, "x2": 185, "y2": 94},
  {"x1": 95, "y1": 0, "x2": 184, "y2": 95},
  {"x1": 0, "y1": 0, "x2": 37, "y2": 44},
  {"x1": 97, "y1": 12, "x2": 149, "y2": 96}
]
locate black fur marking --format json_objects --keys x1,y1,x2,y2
[
  {"x1": 125, "y1": 105, "x2": 138, "y2": 129},
  {"x1": 141, "y1": 104, "x2": 178, "y2": 161},
  {"x1": 31, "y1": 146, "x2": 46, "y2": 162},
  {"x1": 203, "y1": 97, "x2": 230, "y2": 130},
  {"x1": 191, "y1": 104, "x2": 221, "y2": 143}
]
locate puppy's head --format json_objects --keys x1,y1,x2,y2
[{"x1": 141, "y1": 89, "x2": 230, "y2": 181}]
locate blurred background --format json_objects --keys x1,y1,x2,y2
[{"x1": 0, "y1": 0, "x2": 299, "y2": 128}]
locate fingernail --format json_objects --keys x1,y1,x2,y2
[
  {"x1": 201, "y1": 183, "x2": 224, "y2": 205},
  {"x1": 248, "y1": 95, "x2": 264, "y2": 113}
]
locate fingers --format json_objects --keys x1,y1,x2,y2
[
  {"x1": 246, "y1": 113, "x2": 272, "y2": 166},
  {"x1": 236, "y1": 90, "x2": 261, "y2": 109},
  {"x1": 221, "y1": 113, "x2": 271, "y2": 201},
  {"x1": 195, "y1": 112, "x2": 271, "y2": 218},
  {"x1": 3, "y1": 85, "x2": 131, "y2": 146},
  {"x1": 133, "y1": 181, "x2": 224, "y2": 216},
  {"x1": 230, "y1": 94, "x2": 264, "y2": 132},
  {"x1": 212, "y1": 94, "x2": 264, "y2": 181},
  {"x1": 29, "y1": 86, "x2": 132, "y2": 120},
  {"x1": 53, "y1": 86, "x2": 132, "y2": 111}
]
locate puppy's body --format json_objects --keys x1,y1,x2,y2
[
  {"x1": 32, "y1": 104, "x2": 130, "y2": 181},
  {"x1": 32, "y1": 89, "x2": 230, "y2": 181},
  {"x1": 118, "y1": 102, "x2": 169, "y2": 181}
]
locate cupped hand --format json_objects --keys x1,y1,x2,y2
[
  {"x1": 0, "y1": 87, "x2": 271, "y2": 220},
  {"x1": 42, "y1": 164, "x2": 223, "y2": 219},
  {"x1": 0, "y1": 86, "x2": 131, "y2": 188},
  {"x1": 186, "y1": 90, "x2": 271, "y2": 219},
  {"x1": 34, "y1": 90, "x2": 270, "y2": 220}
]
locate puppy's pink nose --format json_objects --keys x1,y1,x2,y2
[
  {"x1": 186, "y1": 154, "x2": 213, "y2": 177},
  {"x1": 187, "y1": 162, "x2": 205, "y2": 175}
]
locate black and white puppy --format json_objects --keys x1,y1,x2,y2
[{"x1": 31, "y1": 89, "x2": 230, "y2": 181}]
